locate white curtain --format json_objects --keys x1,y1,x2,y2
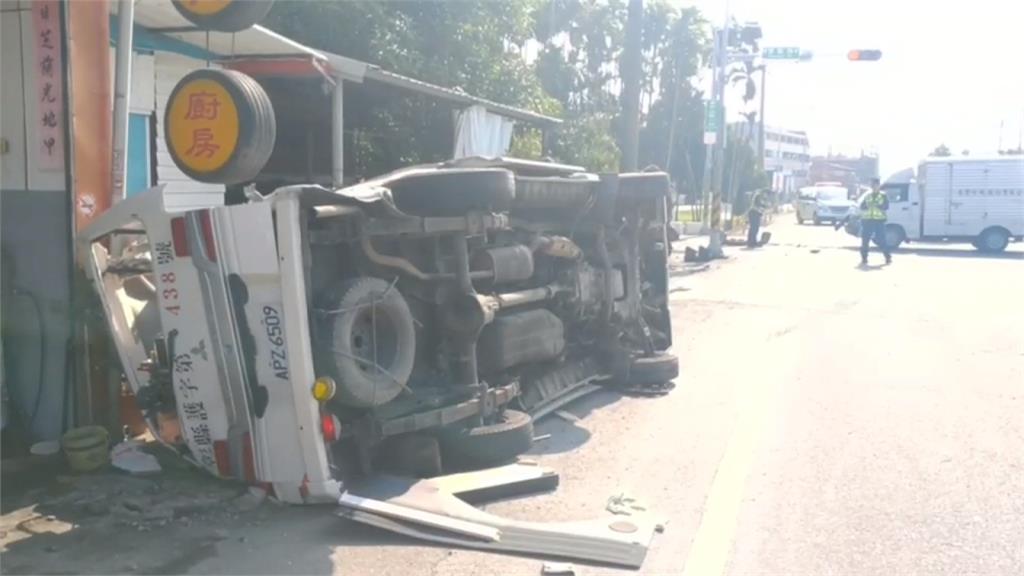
[{"x1": 452, "y1": 105, "x2": 516, "y2": 159}]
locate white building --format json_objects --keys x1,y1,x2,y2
[
  {"x1": 763, "y1": 126, "x2": 810, "y2": 194},
  {"x1": 726, "y1": 123, "x2": 811, "y2": 195}
]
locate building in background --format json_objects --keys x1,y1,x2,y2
[
  {"x1": 763, "y1": 126, "x2": 811, "y2": 195},
  {"x1": 809, "y1": 153, "x2": 880, "y2": 197},
  {"x1": 732, "y1": 123, "x2": 812, "y2": 197}
]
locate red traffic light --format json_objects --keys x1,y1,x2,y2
[{"x1": 847, "y1": 49, "x2": 882, "y2": 61}]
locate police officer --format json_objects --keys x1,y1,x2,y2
[
  {"x1": 859, "y1": 177, "x2": 891, "y2": 265},
  {"x1": 746, "y1": 188, "x2": 773, "y2": 247}
]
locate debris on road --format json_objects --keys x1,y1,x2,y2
[
  {"x1": 606, "y1": 493, "x2": 647, "y2": 516},
  {"x1": 337, "y1": 464, "x2": 659, "y2": 568},
  {"x1": 532, "y1": 434, "x2": 552, "y2": 442},
  {"x1": 553, "y1": 410, "x2": 580, "y2": 424},
  {"x1": 233, "y1": 486, "x2": 268, "y2": 512},
  {"x1": 110, "y1": 441, "x2": 162, "y2": 475},
  {"x1": 541, "y1": 561, "x2": 577, "y2": 574}
]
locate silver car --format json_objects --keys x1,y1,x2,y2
[{"x1": 796, "y1": 185, "x2": 857, "y2": 225}]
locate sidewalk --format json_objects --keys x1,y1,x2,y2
[{"x1": 668, "y1": 211, "x2": 782, "y2": 278}]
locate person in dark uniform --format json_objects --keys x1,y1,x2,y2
[{"x1": 746, "y1": 188, "x2": 773, "y2": 247}]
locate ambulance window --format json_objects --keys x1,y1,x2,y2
[{"x1": 101, "y1": 229, "x2": 161, "y2": 354}]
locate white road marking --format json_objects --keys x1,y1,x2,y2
[{"x1": 680, "y1": 335, "x2": 790, "y2": 576}]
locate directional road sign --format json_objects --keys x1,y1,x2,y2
[{"x1": 762, "y1": 46, "x2": 801, "y2": 60}]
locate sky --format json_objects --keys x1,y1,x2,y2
[{"x1": 680, "y1": 0, "x2": 1024, "y2": 177}]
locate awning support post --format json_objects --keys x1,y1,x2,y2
[
  {"x1": 111, "y1": 0, "x2": 134, "y2": 201},
  {"x1": 332, "y1": 80, "x2": 344, "y2": 187}
]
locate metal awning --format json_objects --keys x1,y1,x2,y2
[
  {"x1": 116, "y1": 0, "x2": 559, "y2": 126},
  {"x1": 361, "y1": 67, "x2": 560, "y2": 126}
]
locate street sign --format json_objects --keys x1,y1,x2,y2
[
  {"x1": 762, "y1": 46, "x2": 801, "y2": 60},
  {"x1": 703, "y1": 101, "x2": 720, "y2": 132},
  {"x1": 703, "y1": 132, "x2": 717, "y2": 145}
]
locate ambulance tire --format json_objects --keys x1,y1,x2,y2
[
  {"x1": 171, "y1": 0, "x2": 274, "y2": 33},
  {"x1": 164, "y1": 69, "x2": 276, "y2": 185},
  {"x1": 627, "y1": 352, "x2": 679, "y2": 386},
  {"x1": 387, "y1": 169, "x2": 516, "y2": 217},
  {"x1": 440, "y1": 409, "x2": 534, "y2": 467},
  {"x1": 324, "y1": 278, "x2": 416, "y2": 408}
]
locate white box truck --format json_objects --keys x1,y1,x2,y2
[{"x1": 865, "y1": 157, "x2": 1024, "y2": 252}]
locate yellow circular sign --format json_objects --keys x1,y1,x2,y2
[
  {"x1": 167, "y1": 78, "x2": 240, "y2": 174},
  {"x1": 175, "y1": 0, "x2": 232, "y2": 16}
]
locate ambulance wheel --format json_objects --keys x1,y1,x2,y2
[
  {"x1": 628, "y1": 352, "x2": 679, "y2": 386},
  {"x1": 440, "y1": 409, "x2": 534, "y2": 467}
]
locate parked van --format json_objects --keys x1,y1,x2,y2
[{"x1": 855, "y1": 157, "x2": 1024, "y2": 252}]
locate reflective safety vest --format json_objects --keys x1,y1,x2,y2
[{"x1": 862, "y1": 191, "x2": 887, "y2": 220}]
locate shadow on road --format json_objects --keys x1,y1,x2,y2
[
  {"x1": 528, "y1": 389, "x2": 627, "y2": 457},
  {"x1": 839, "y1": 245, "x2": 1024, "y2": 260},
  {"x1": 856, "y1": 263, "x2": 887, "y2": 271}
]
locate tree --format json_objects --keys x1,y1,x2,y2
[
  {"x1": 264, "y1": 0, "x2": 713, "y2": 179},
  {"x1": 930, "y1": 144, "x2": 952, "y2": 157},
  {"x1": 618, "y1": 0, "x2": 643, "y2": 170},
  {"x1": 264, "y1": 1, "x2": 559, "y2": 177}
]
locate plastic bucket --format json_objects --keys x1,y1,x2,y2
[{"x1": 61, "y1": 426, "x2": 110, "y2": 472}]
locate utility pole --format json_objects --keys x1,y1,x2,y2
[
  {"x1": 757, "y1": 65, "x2": 766, "y2": 172},
  {"x1": 704, "y1": 24, "x2": 728, "y2": 257},
  {"x1": 619, "y1": 0, "x2": 643, "y2": 172}
]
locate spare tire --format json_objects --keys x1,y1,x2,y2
[
  {"x1": 171, "y1": 0, "x2": 274, "y2": 33},
  {"x1": 323, "y1": 278, "x2": 416, "y2": 408},
  {"x1": 386, "y1": 168, "x2": 515, "y2": 217},
  {"x1": 164, "y1": 69, "x2": 276, "y2": 185},
  {"x1": 440, "y1": 409, "x2": 534, "y2": 467}
]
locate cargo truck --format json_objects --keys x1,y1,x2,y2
[{"x1": 847, "y1": 156, "x2": 1024, "y2": 252}]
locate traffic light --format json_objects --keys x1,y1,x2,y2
[{"x1": 847, "y1": 49, "x2": 882, "y2": 61}]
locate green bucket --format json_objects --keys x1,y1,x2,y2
[{"x1": 61, "y1": 425, "x2": 110, "y2": 473}]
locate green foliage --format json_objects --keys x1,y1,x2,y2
[
  {"x1": 508, "y1": 126, "x2": 544, "y2": 159},
  {"x1": 551, "y1": 114, "x2": 621, "y2": 171},
  {"x1": 264, "y1": 0, "x2": 713, "y2": 181}
]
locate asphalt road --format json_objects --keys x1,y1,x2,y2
[
  {"x1": 202, "y1": 220, "x2": 1024, "y2": 575},
  {"x1": 7, "y1": 219, "x2": 1022, "y2": 575}
]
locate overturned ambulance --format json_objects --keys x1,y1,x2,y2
[{"x1": 80, "y1": 157, "x2": 677, "y2": 503}]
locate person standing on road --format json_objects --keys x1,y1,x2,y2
[
  {"x1": 859, "y1": 177, "x2": 891, "y2": 265},
  {"x1": 746, "y1": 188, "x2": 773, "y2": 247}
]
